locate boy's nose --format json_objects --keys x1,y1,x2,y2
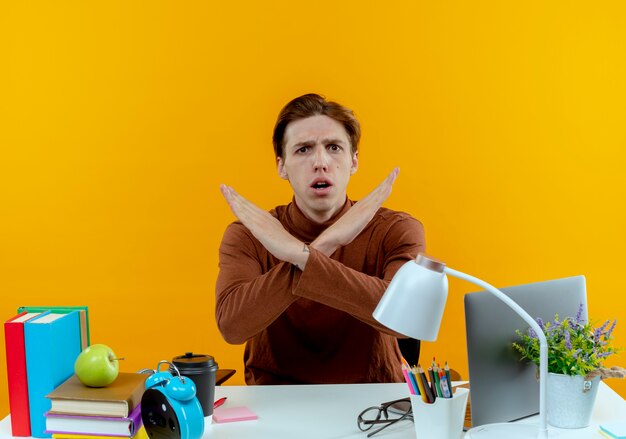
[{"x1": 312, "y1": 148, "x2": 329, "y2": 171}]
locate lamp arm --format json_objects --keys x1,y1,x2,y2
[{"x1": 445, "y1": 267, "x2": 548, "y2": 439}]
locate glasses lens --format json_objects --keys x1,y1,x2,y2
[
  {"x1": 386, "y1": 398, "x2": 412, "y2": 415},
  {"x1": 357, "y1": 407, "x2": 383, "y2": 431}
]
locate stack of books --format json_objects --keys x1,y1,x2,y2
[
  {"x1": 50, "y1": 428, "x2": 149, "y2": 439},
  {"x1": 44, "y1": 373, "x2": 147, "y2": 438}
]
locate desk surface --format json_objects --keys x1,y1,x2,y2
[{"x1": 1, "y1": 382, "x2": 624, "y2": 438}]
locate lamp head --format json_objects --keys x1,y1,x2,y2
[{"x1": 373, "y1": 254, "x2": 448, "y2": 341}]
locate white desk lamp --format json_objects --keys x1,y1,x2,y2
[{"x1": 373, "y1": 254, "x2": 549, "y2": 439}]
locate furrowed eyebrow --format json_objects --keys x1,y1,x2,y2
[
  {"x1": 290, "y1": 138, "x2": 347, "y2": 150},
  {"x1": 322, "y1": 138, "x2": 347, "y2": 145},
  {"x1": 292, "y1": 140, "x2": 315, "y2": 149}
]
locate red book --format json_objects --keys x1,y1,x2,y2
[{"x1": 4, "y1": 311, "x2": 42, "y2": 436}]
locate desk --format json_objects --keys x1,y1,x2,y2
[{"x1": 1, "y1": 382, "x2": 624, "y2": 438}]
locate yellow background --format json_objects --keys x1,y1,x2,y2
[{"x1": 1, "y1": 0, "x2": 625, "y2": 418}]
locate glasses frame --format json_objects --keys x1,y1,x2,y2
[{"x1": 357, "y1": 397, "x2": 413, "y2": 437}]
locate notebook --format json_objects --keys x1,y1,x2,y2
[{"x1": 464, "y1": 275, "x2": 587, "y2": 427}]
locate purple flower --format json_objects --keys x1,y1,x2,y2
[
  {"x1": 599, "y1": 319, "x2": 610, "y2": 333},
  {"x1": 597, "y1": 351, "x2": 613, "y2": 359},
  {"x1": 606, "y1": 320, "x2": 617, "y2": 339},
  {"x1": 594, "y1": 320, "x2": 611, "y2": 341},
  {"x1": 575, "y1": 303, "x2": 585, "y2": 324},
  {"x1": 564, "y1": 330, "x2": 572, "y2": 350},
  {"x1": 536, "y1": 317, "x2": 545, "y2": 331},
  {"x1": 528, "y1": 327, "x2": 537, "y2": 338},
  {"x1": 546, "y1": 322, "x2": 559, "y2": 335},
  {"x1": 594, "y1": 327, "x2": 603, "y2": 342},
  {"x1": 573, "y1": 349, "x2": 581, "y2": 359}
]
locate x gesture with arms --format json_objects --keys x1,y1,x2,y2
[{"x1": 215, "y1": 94, "x2": 425, "y2": 385}]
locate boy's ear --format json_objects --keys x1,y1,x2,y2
[
  {"x1": 350, "y1": 151, "x2": 359, "y2": 175},
  {"x1": 277, "y1": 157, "x2": 289, "y2": 180}
]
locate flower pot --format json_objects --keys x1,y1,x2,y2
[{"x1": 546, "y1": 372, "x2": 600, "y2": 428}]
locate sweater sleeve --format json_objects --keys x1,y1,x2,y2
[
  {"x1": 215, "y1": 222, "x2": 300, "y2": 344},
  {"x1": 293, "y1": 216, "x2": 425, "y2": 335}
]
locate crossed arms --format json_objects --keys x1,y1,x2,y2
[{"x1": 215, "y1": 169, "x2": 425, "y2": 344}]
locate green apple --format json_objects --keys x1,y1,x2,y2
[{"x1": 74, "y1": 344, "x2": 122, "y2": 387}]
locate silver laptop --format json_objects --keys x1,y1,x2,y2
[{"x1": 464, "y1": 275, "x2": 587, "y2": 427}]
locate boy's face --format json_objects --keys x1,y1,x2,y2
[{"x1": 277, "y1": 115, "x2": 358, "y2": 223}]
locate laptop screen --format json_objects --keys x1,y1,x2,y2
[{"x1": 464, "y1": 275, "x2": 587, "y2": 427}]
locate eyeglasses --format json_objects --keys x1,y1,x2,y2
[{"x1": 357, "y1": 398, "x2": 413, "y2": 437}]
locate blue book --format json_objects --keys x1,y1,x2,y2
[{"x1": 24, "y1": 311, "x2": 82, "y2": 438}]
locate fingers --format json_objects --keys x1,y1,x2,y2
[
  {"x1": 220, "y1": 184, "x2": 241, "y2": 214},
  {"x1": 388, "y1": 167, "x2": 400, "y2": 185},
  {"x1": 220, "y1": 184, "x2": 232, "y2": 204},
  {"x1": 363, "y1": 167, "x2": 400, "y2": 204},
  {"x1": 220, "y1": 184, "x2": 271, "y2": 227},
  {"x1": 220, "y1": 184, "x2": 253, "y2": 219},
  {"x1": 381, "y1": 167, "x2": 399, "y2": 188}
]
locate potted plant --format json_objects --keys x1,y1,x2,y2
[{"x1": 513, "y1": 303, "x2": 624, "y2": 428}]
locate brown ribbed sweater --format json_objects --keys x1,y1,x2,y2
[{"x1": 215, "y1": 198, "x2": 425, "y2": 384}]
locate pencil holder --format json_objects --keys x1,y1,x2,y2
[{"x1": 410, "y1": 387, "x2": 469, "y2": 439}]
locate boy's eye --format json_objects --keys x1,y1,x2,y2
[
  {"x1": 297, "y1": 147, "x2": 308, "y2": 153},
  {"x1": 328, "y1": 144, "x2": 341, "y2": 151}
]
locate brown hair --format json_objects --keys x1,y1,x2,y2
[{"x1": 272, "y1": 93, "x2": 361, "y2": 158}]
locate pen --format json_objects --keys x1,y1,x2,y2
[
  {"x1": 214, "y1": 397, "x2": 227, "y2": 409},
  {"x1": 439, "y1": 370, "x2": 451, "y2": 398}
]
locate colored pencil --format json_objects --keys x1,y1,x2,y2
[
  {"x1": 401, "y1": 364, "x2": 417, "y2": 395},
  {"x1": 413, "y1": 366, "x2": 429, "y2": 403},
  {"x1": 417, "y1": 366, "x2": 435, "y2": 403}
]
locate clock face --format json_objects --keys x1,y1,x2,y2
[{"x1": 141, "y1": 388, "x2": 182, "y2": 439}]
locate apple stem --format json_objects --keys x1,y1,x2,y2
[{"x1": 112, "y1": 357, "x2": 125, "y2": 361}]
